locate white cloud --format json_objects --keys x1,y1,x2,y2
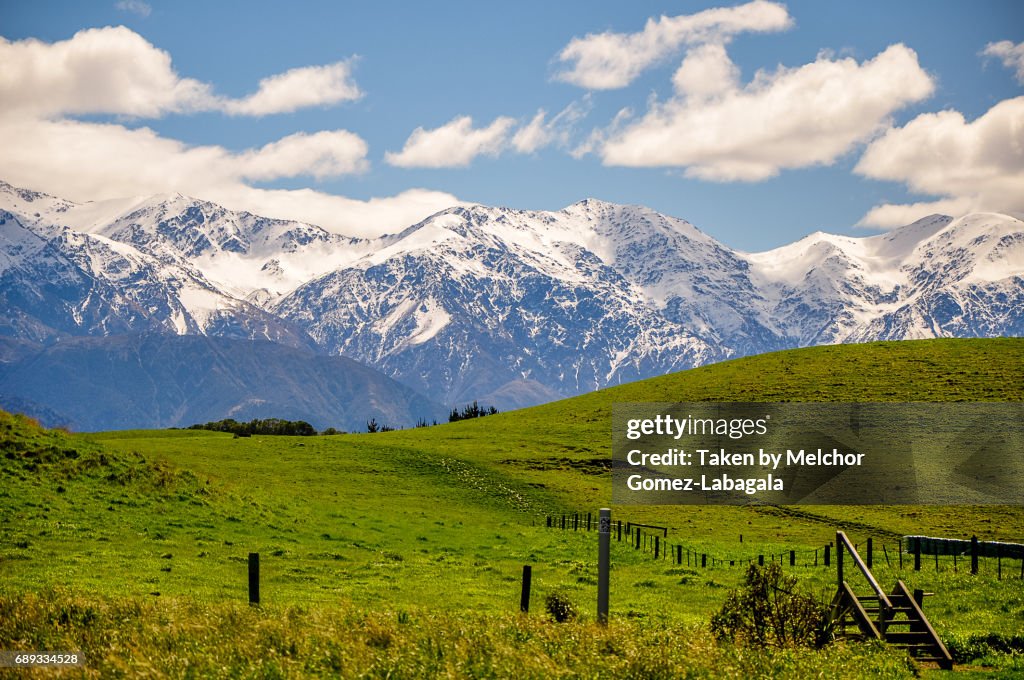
[
  {"x1": 216, "y1": 186, "x2": 466, "y2": 238},
  {"x1": 223, "y1": 60, "x2": 362, "y2": 116},
  {"x1": 385, "y1": 115, "x2": 517, "y2": 168},
  {"x1": 512, "y1": 111, "x2": 555, "y2": 155},
  {"x1": 239, "y1": 130, "x2": 369, "y2": 180},
  {"x1": 0, "y1": 117, "x2": 460, "y2": 238},
  {"x1": 855, "y1": 97, "x2": 1024, "y2": 228},
  {"x1": 511, "y1": 99, "x2": 590, "y2": 154},
  {"x1": 554, "y1": 0, "x2": 791, "y2": 90},
  {"x1": 597, "y1": 44, "x2": 935, "y2": 181},
  {"x1": 115, "y1": 0, "x2": 151, "y2": 17},
  {"x1": 982, "y1": 40, "x2": 1024, "y2": 84},
  {"x1": 855, "y1": 198, "x2": 975, "y2": 229},
  {"x1": 671, "y1": 43, "x2": 739, "y2": 99},
  {"x1": 0, "y1": 26, "x2": 458, "y2": 237},
  {"x1": 0, "y1": 27, "x2": 360, "y2": 119},
  {"x1": 0, "y1": 27, "x2": 213, "y2": 118}
]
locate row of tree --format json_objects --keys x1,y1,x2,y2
[
  {"x1": 187, "y1": 401, "x2": 501, "y2": 437},
  {"x1": 448, "y1": 401, "x2": 499, "y2": 422},
  {"x1": 364, "y1": 401, "x2": 498, "y2": 433},
  {"x1": 188, "y1": 418, "x2": 318, "y2": 437}
]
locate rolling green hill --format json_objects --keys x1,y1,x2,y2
[{"x1": 2, "y1": 338, "x2": 1023, "y2": 677}]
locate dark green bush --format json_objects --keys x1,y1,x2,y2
[
  {"x1": 711, "y1": 562, "x2": 827, "y2": 648},
  {"x1": 544, "y1": 591, "x2": 579, "y2": 623}
]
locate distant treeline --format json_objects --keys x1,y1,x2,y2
[
  {"x1": 448, "y1": 401, "x2": 498, "y2": 423},
  {"x1": 187, "y1": 403, "x2": 499, "y2": 437},
  {"x1": 189, "y1": 418, "x2": 318, "y2": 437}
]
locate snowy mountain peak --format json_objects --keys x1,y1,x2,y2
[{"x1": 1, "y1": 179, "x2": 1021, "y2": 412}]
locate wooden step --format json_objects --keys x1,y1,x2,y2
[{"x1": 885, "y1": 631, "x2": 933, "y2": 643}]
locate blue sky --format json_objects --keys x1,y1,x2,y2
[{"x1": 1, "y1": 0, "x2": 1022, "y2": 249}]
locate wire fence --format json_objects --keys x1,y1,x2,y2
[{"x1": 540, "y1": 511, "x2": 1024, "y2": 580}]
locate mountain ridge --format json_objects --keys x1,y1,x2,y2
[
  {"x1": 0, "y1": 334, "x2": 446, "y2": 432},
  {"x1": 1, "y1": 180, "x2": 1021, "y2": 413}
]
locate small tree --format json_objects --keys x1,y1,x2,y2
[
  {"x1": 366, "y1": 418, "x2": 380, "y2": 433},
  {"x1": 711, "y1": 562, "x2": 828, "y2": 648}
]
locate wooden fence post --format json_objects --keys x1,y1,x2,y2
[
  {"x1": 758, "y1": 554, "x2": 764, "y2": 566},
  {"x1": 617, "y1": 520, "x2": 622, "y2": 542},
  {"x1": 655, "y1": 536, "x2": 660, "y2": 559},
  {"x1": 701, "y1": 553, "x2": 707, "y2": 568},
  {"x1": 971, "y1": 535, "x2": 979, "y2": 575},
  {"x1": 824, "y1": 545, "x2": 831, "y2": 567},
  {"x1": 520, "y1": 565, "x2": 532, "y2": 613},
  {"x1": 248, "y1": 552, "x2": 260, "y2": 606},
  {"x1": 867, "y1": 537, "x2": 873, "y2": 569},
  {"x1": 837, "y1": 532, "x2": 844, "y2": 587},
  {"x1": 598, "y1": 509, "x2": 610, "y2": 625},
  {"x1": 790, "y1": 550, "x2": 796, "y2": 567},
  {"x1": 587, "y1": 512, "x2": 592, "y2": 532},
  {"x1": 676, "y1": 545, "x2": 682, "y2": 565},
  {"x1": 914, "y1": 537, "x2": 921, "y2": 572}
]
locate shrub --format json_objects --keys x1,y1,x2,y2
[
  {"x1": 710, "y1": 562, "x2": 827, "y2": 648},
  {"x1": 946, "y1": 632, "x2": 1024, "y2": 663},
  {"x1": 544, "y1": 591, "x2": 579, "y2": 623}
]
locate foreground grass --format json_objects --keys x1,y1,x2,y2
[{"x1": 0, "y1": 589, "x2": 922, "y2": 679}]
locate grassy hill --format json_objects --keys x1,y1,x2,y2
[{"x1": 2, "y1": 338, "x2": 1023, "y2": 677}]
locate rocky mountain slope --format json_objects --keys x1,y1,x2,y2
[{"x1": 1, "y1": 180, "x2": 1020, "y2": 414}]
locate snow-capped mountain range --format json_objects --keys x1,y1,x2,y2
[{"x1": 1, "y1": 179, "x2": 1021, "y2": 412}]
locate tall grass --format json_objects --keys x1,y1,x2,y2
[{"x1": 0, "y1": 589, "x2": 919, "y2": 679}]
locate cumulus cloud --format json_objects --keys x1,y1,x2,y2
[
  {"x1": 0, "y1": 117, "x2": 459, "y2": 238},
  {"x1": 238, "y1": 131, "x2": 369, "y2": 180},
  {"x1": 596, "y1": 44, "x2": 934, "y2": 181},
  {"x1": 512, "y1": 111, "x2": 558, "y2": 155},
  {"x1": 855, "y1": 97, "x2": 1024, "y2": 228},
  {"x1": 554, "y1": 0, "x2": 791, "y2": 89},
  {"x1": 671, "y1": 43, "x2": 740, "y2": 99},
  {"x1": 222, "y1": 60, "x2": 362, "y2": 116},
  {"x1": 388, "y1": 101, "x2": 590, "y2": 167},
  {"x1": 1, "y1": 117, "x2": 363, "y2": 198},
  {"x1": 385, "y1": 115, "x2": 517, "y2": 168},
  {"x1": 0, "y1": 27, "x2": 213, "y2": 118},
  {"x1": 0, "y1": 27, "x2": 361, "y2": 119},
  {"x1": 0, "y1": 26, "x2": 446, "y2": 236},
  {"x1": 982, "y1": 40, "x2": 1024, "y2": 84}
]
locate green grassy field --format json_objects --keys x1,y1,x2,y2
[{"x1": 2, "y1": 338, "x2": 1023, "y2": 677}]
